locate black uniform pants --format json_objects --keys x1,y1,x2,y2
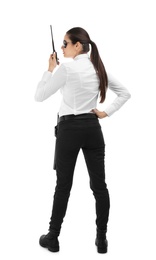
[{"x1": 49, "y1": 116, "x2": 110, "y2": 234}]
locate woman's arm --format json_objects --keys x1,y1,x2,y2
[
  {"x1": 34, "y1": 53, "x2": 67, "y2": 102},
  {"x1": 93, "y1": 73, "x2": 131, "y2": 118}
]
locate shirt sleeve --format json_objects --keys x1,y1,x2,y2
[
  {"x1": 34, "y1": 64, "x2": 67, "y2": 102},
  {"x1": 104, "y1": 73, "x2": 131, "y2": 116}
]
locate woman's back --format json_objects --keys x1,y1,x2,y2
[{"x1": 60, "y1": 54, "x2": 99, "y2": 116}]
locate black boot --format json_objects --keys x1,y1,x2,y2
[
  {"x1": 95, "y1": 229, "x2": 108, "y2": 254},
  {"x1": 39, "y1": 230, "x2": 59, "y2": 252}
]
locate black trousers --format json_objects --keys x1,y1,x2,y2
[{"x1": 49, "y1": 116, "x2": 110, "y2": 234}]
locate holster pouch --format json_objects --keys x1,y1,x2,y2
[
  {"x1": 54, "y1": 125, "x2": 58, "y2": 137},
  {"x1": 53, "y1": 113, "x2": 59, "y2": 170}
]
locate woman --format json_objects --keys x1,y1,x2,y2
[{"x1": 35, "y1": 27, "x2": 131, "y2": 254}]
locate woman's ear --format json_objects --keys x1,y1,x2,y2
[
  {"x1": 75, "y1": 41, "x2": 80, "y2": 48},
  {"x1": 75, "y1": 42, "x2": 83, "y2": 52}
]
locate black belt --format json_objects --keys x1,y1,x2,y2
[{"x1": 58, "y1": 113, "x2": 97, "y2": 123}]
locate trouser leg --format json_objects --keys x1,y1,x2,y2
[
  {"x1": 49, "y1": 124, "x2": 80, "y2": 233},
  {"x1": 82, "y1": 128, "x2": 110, "y2": 231}
]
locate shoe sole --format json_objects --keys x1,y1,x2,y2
[{"x1": 47, "y1": 247, "x2": 59, "y2": 252}]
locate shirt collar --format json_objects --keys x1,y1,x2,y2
[{"x1": 74, "y1": 53, "x2": 89, "y2": 60}]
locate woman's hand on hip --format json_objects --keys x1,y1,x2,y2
[{"x1": 92, "y1": 109, "x2": 108, "y2": 119}]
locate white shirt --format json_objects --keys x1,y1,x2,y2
[{"x1": 35, "y1": 54, "x2": 131, "y2": 117}]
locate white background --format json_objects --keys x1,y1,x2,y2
[{"x1": 0, "y1": 0, "x2": 156, "y2": 259}]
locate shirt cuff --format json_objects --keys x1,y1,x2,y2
[
  {"x1": 41, "y1": 71, "x2": 52, "y2": 81},
  {"x1": 104, "y1": 105, "x2": 117, "y2": 117}
]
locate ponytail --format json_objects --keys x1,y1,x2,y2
[{"x1": 90, "y1": 40, "x2": 108, "y2": 103}]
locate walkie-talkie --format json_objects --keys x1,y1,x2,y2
[{"x1": 50, "y1": 25, "x2": 59, "y2": 64}]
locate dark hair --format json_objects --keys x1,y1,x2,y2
[{"x1": 66, "y1": 27, "x2": 108, "y2": 103}]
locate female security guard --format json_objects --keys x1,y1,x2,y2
[{"x1": 35, "y1": 27, "x2": 131, "y2": 253}]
